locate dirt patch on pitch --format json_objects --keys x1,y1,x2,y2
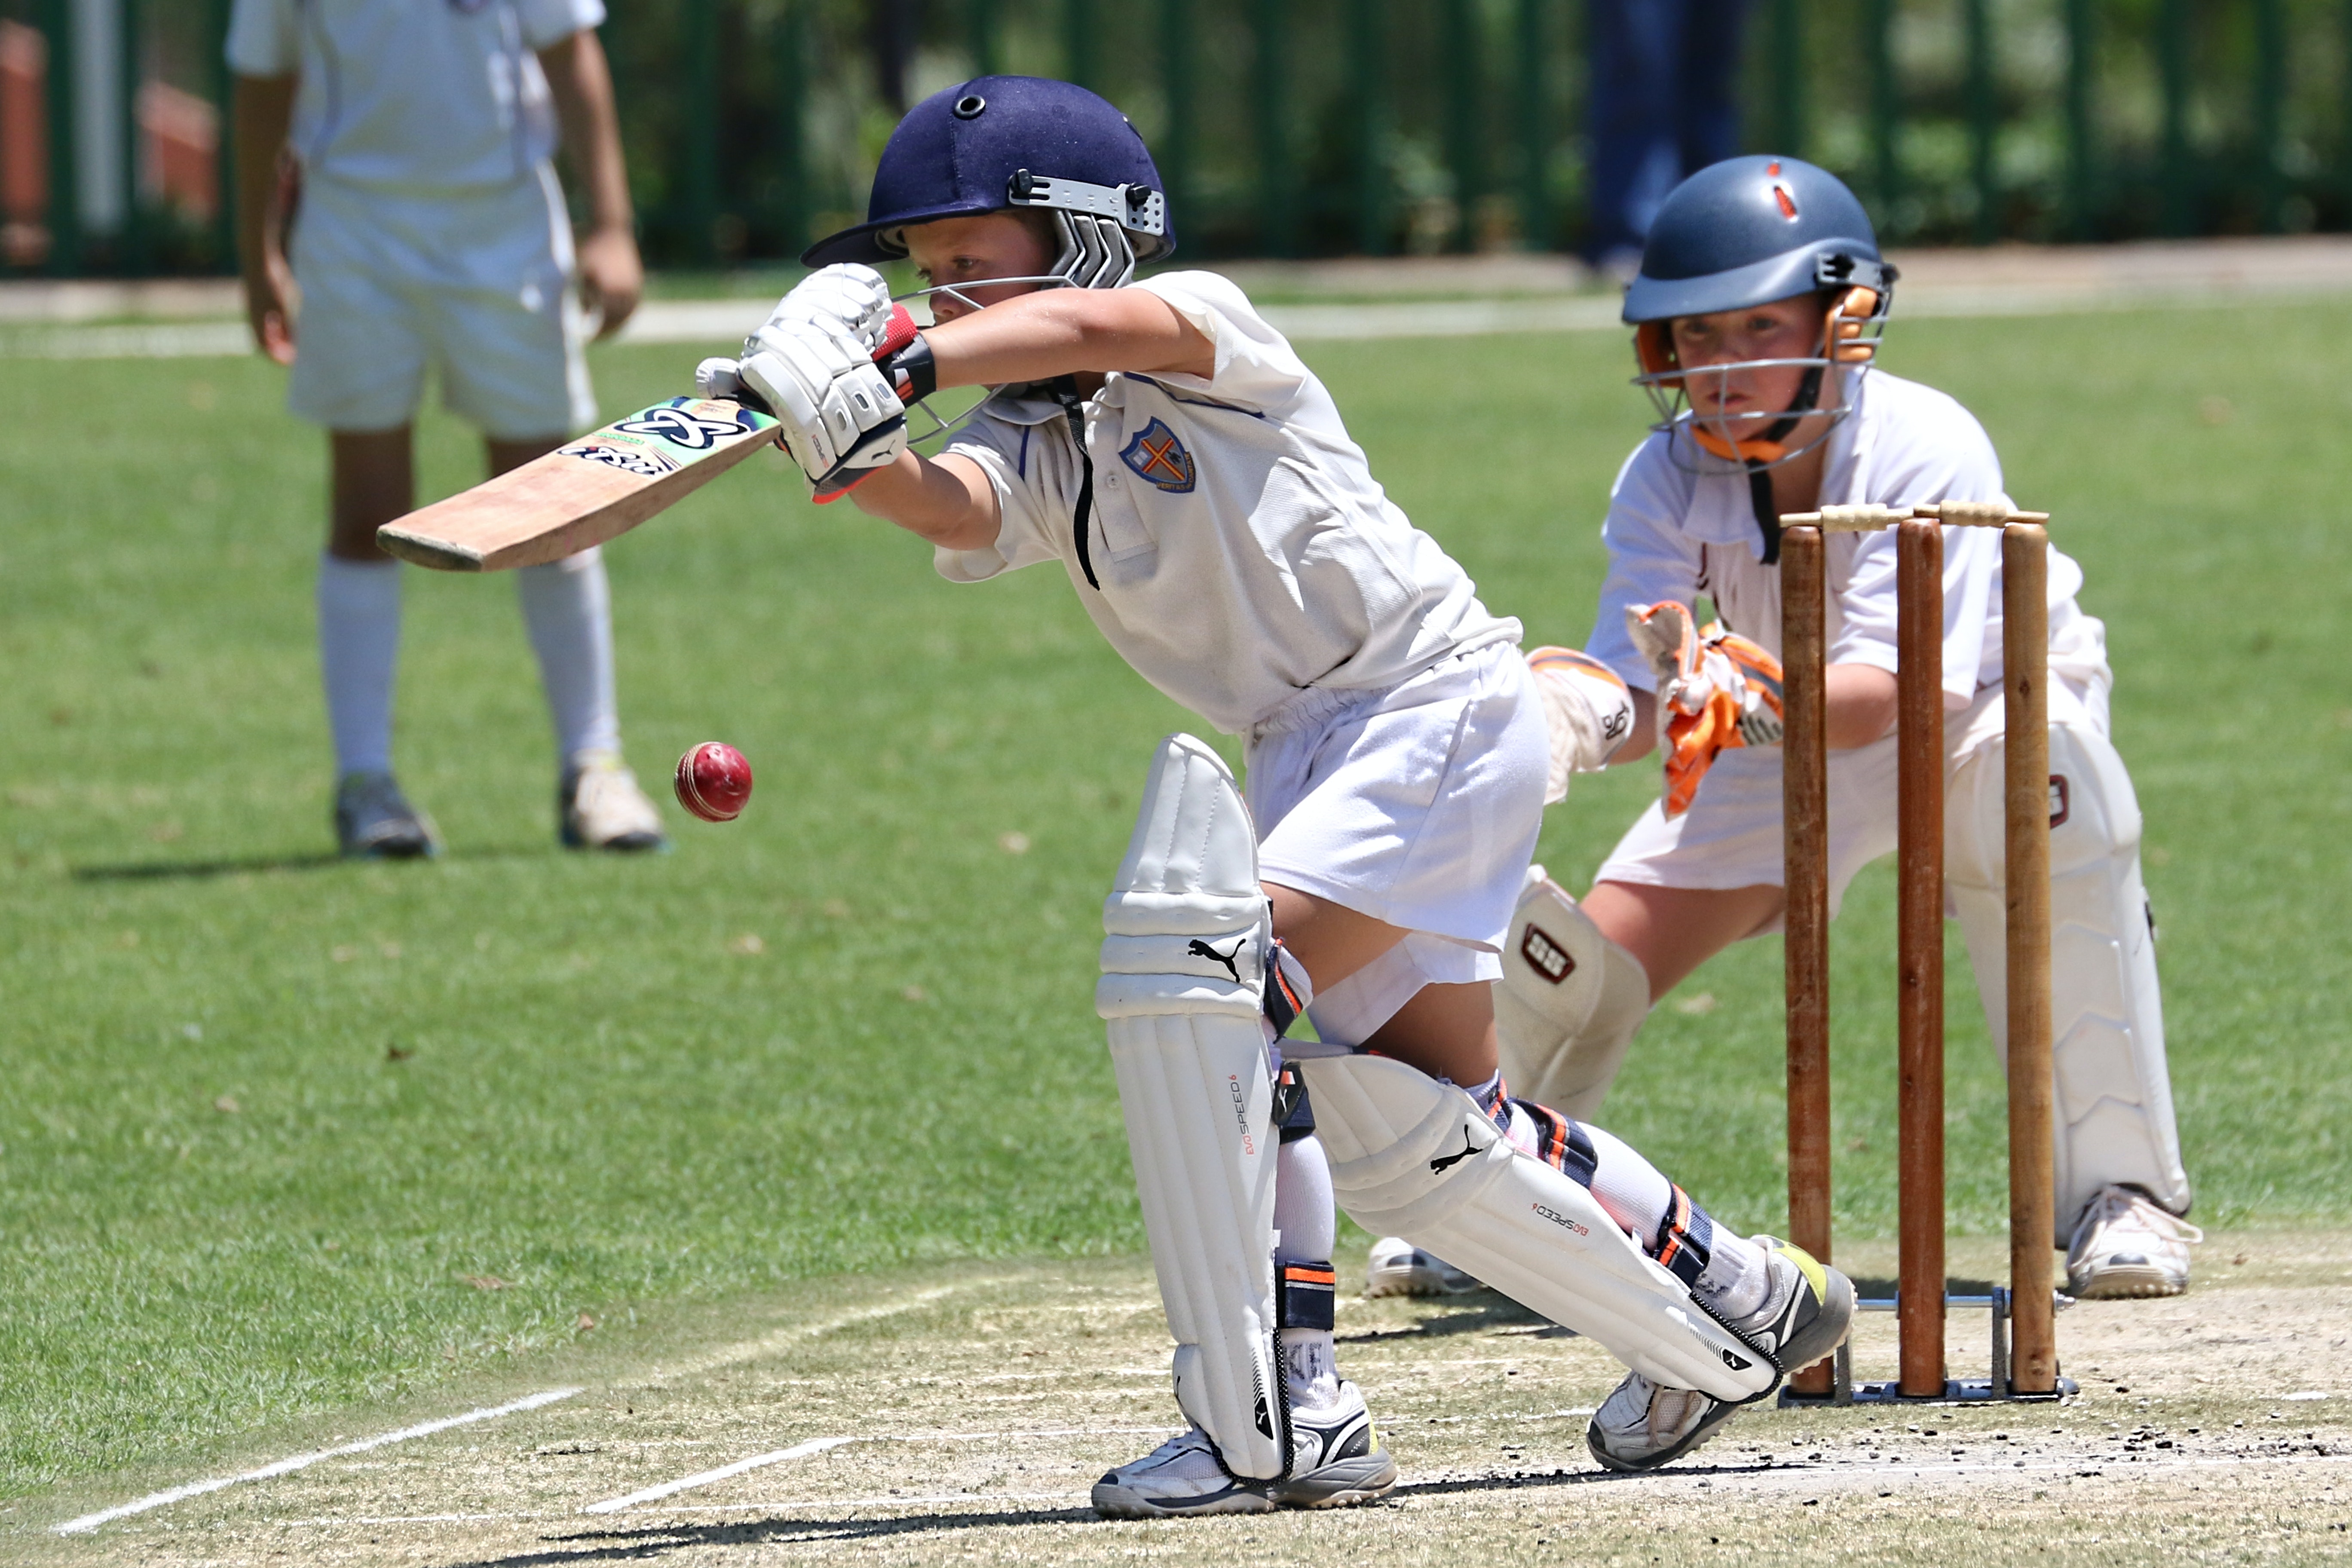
[{"x1": 15, "y1": 1232, "x2": 2352, "y2": 1566}]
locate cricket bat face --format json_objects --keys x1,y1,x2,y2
[{"x1": 375, "y1": 398, "x2": 781, "y2": 571}]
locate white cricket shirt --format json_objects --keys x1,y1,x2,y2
[
  {"x1": 1583, "y1": 368, "x2": 2096, "y2": 706},
  {"x1": 937, "y1": 272, "x2": 1519, "y2": 735},
  {"x1": 227, "y1": 0, "x2": 604, "y2": 191}
]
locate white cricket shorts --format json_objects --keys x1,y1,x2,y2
[
  {"x1": 1594, "y1": 613, "x2": 2113, "y2": 928},
  {"x1": 1246, "y1": 641, "x2": 1549, "y2": 990},
  {"x1": 286, "y1": 168, "x2": 595, "y2": 439}
]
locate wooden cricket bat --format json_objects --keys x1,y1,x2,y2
[{"x1": 375, "y1": 398, "x2": 782, "y2": 571}]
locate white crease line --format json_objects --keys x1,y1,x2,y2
[
  {"x1": 52, "y1": 1387, "x2": 582, "y2": 1536},
  {"x1": 580, "y1": 1426, "x2": 1180, "y2": 1515},
  {"x1": 583, "y1": 1437, "x2": 858, "y2": 1513},
  {"x1": 652, "y1": 1278, "x2": 1010, "y2": 1382},
  {"x1": 661, "y1": 1489, "x2": 1094, "y2": 1514}
]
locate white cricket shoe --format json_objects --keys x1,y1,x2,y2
[
  {"x1": 2067, "y1": 1184, "x2": 2200, "y2": 1298},
  {"x1": 1586, "y1": 1237, "x2": 1853, "y2": 1473},
  {"x1": 1364, "y1": 1235, "x2": 1482, "y2": 1297},
  {"x1": 560, "y1": 751, "x2": 668, "y2": 852},
  {"x1": 335, "y1": 772, "x2": 441, "y2": 859},
  {"x1": 1092, "y1": 1426, "x2": 1274, "y2": 1517},
  {"x1": 1092, "y1": 1382, "x2": 1396, "y2": 1518},
  {"x1": 1587, "y1": 1373, "x2": 1733, "y2": 1472}
]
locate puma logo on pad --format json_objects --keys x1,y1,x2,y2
[
  {"x1": 1430, "y1": 1126, "x2": 1480, "y2": 1174},
  {"x1": 1187, "y1": 937, "x2": 1245, "y2": 984}
]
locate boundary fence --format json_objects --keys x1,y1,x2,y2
[{"x1": 0, "y1": 0, "x2": 2345, "y2": 276}]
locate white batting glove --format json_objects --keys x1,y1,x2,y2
[
  {"x1": 762, "y1": 263, "x2": 895, "y2": 353},
  {"x1": 1525, "y1": 648, "x2": 1636, "y2": 805},
  {"x1": 694, "y1": 356, "x2": 747, "y2": 401},
  {"x1": 739, "y1": 317, "x2": 906, "y2": 495}
]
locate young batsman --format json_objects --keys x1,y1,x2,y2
[
  {"x1": 1375, "y1": 156, "x2": 2196, "y2": 1305},
  {"x1": 697, "y1": 78, "x2": 1856, "y2": 1507},
  {"x1": 231, "y1": 0, "x2": 669, "y2": 857}
]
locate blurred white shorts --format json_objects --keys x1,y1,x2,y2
[
  {"x1": 286, "y1": 168, "x2": 595, "y2": 439},
  {"x1": 1245, "y1": 642, "x2": 1548, "y2": 1042}
]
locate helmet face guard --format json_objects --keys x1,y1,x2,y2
[{"x1": 1633, "y1": 281, "x2": 1891, "y2": 471}]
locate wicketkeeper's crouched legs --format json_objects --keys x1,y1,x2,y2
[{"x1": 1946, "y1": 717, "x2": 2191, "y2": 1238}]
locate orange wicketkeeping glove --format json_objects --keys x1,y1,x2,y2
[{"x1": 1625, "y1": 601, "x2": 1786, "y2": 817}]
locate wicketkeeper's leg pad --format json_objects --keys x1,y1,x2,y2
[
  {"x1": 1297, "y1": 1051, "x2": 1776, "y2": 1402},
  {"x1": 1947, "y1": 718, "x2": 2191, "y2": 1237},
  {"x1": 1096, "y1": 735, "x2": 1289, "y2": 1481},
  {"x1": 1494, "y1": 867, "x2": 1654, "y2": 1121}
]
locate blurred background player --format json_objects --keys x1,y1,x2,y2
[
  {"x1": 230, "y1": 0, "x2": 668, "y2": 858},
  {"x1": 697, "y1": 78, "x2": 1855, "y2": 1501},
  {"x1": 1372, "y1": 156, "x2": 2195, "y2": 1306},
  {"x1": 1584, "y1": 0, "x2": 1750, "y2": 276}
]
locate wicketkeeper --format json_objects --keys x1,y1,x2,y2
[
  {"x1": 1370, "y1": 156, "x2": 2196, "y2": 1308},
  {"x1": 698, "y1": 77, "x2": 1855, "y2": 1509}
]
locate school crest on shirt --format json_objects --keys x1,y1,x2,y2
[{"x1": 1119, "y1": 418, "x2": 1196, "y2": 493}]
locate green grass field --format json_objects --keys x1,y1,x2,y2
[{"x1": 3, "y1": 300, "x2": 2347, "y2": 1507}]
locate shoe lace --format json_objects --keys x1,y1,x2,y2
[{"x1": 2090, "y1": 1186, "x2": 2203, "y2": 1245}]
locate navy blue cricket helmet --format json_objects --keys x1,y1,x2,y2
[
  {"x1": 802, "y1": 76, "x2": 1172, "y2": 288},
  {"x1": 1622, "y1": 155, "x2": 1892, "y2": 326}
]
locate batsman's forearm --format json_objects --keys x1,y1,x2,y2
[
  {"x1": 230, "y1": 74, "x2": 295, "y2": 280},
  {"x1": 922, "y1": 290, "x2": 1213, "y2": 388},
  {"x1": 848, "y1": 451, "x2": 1001, "y2": 552}
]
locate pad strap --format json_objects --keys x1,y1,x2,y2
[
  {"x1": 1510, "y1": 1098, "x2": 1599, "y2": 1188},
  {"x1": 1272, "y1": 1061, "x2": 1317, "y2": 1143},
  {"x1": 1277, "y1": 1262, "x2": 1338, "y2": 1331},
  {"x1": 1263, "y1": 937, "x2": 1309, "y2": 1038},
  {"x1": 1651, "y1": 1183, "x2": 1716, "y2": 1290}
]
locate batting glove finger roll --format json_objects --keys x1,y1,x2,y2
[{"x1": 764, "y1": 263, "x2": 895, "y2": 352}]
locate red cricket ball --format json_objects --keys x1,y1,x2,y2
[{"x1": 675, "y1": 742, "x2": 753, "y2": 823}]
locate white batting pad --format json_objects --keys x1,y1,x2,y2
[
  {"x1": 1096, "y1": 735, "x2": 1287, "y2": 1481},
  {"x1": 1494, "y1": 867, "x2": 1654, "y2": 1122},
  {"x1": 1947, "y1": 720, "x2": 2191, "y2": 1234},
  {"x1": 1298, "y1": 1051, "x2": 1775, "y2": 1402}
]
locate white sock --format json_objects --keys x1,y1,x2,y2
[
  {"x1": 1274, "y1": 1135, "x2": 1336, "y2": 1260},
  {"x1": 1274, "y1": 1135, "x2": 1341, "y2": 1411},
  {"x1": 1704, "y1": 1234, "x2": 1774, "y2": 1326},
  {"x1": 1580, "y1": 1122, "x2": 1771, "y2": 1321},
  {"x1": 317, "y1": 553, "x2": 401, "y2": 778},
  {"x1": 515, "y1": 546, "x2": 620, "y2": 765}
]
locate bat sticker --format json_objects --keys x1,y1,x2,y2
[
  {"x1": 558, "y1": 441, "x2": 680, "y2": 478},
  {"x1": 612, "y1": 402, "x2": 760, "y2": 452}
]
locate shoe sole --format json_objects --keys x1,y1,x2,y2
[
  {"x1": 343, "y1": 838, "x2": 438, "y2": 860},
  {"x1": 2070, "y1": 1263, "x2": 2186, "y2": 1298},
  {"x1": 1271, "y1": 1452, "x2": 1399, "y2": 1508},
  {"x1": 561, "y1": 829, "x2": 671, "y2": 852},
  {"x1": 1365, "y1": 1265, "x2": 1480, "y2": 1298},
  {"x1": 1586, "y1": 1399, "x2": 1742, "y2": 1473},
  {"x1": 1090, "y1": 1481, "x2": 1276, "y2": 1518}
]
